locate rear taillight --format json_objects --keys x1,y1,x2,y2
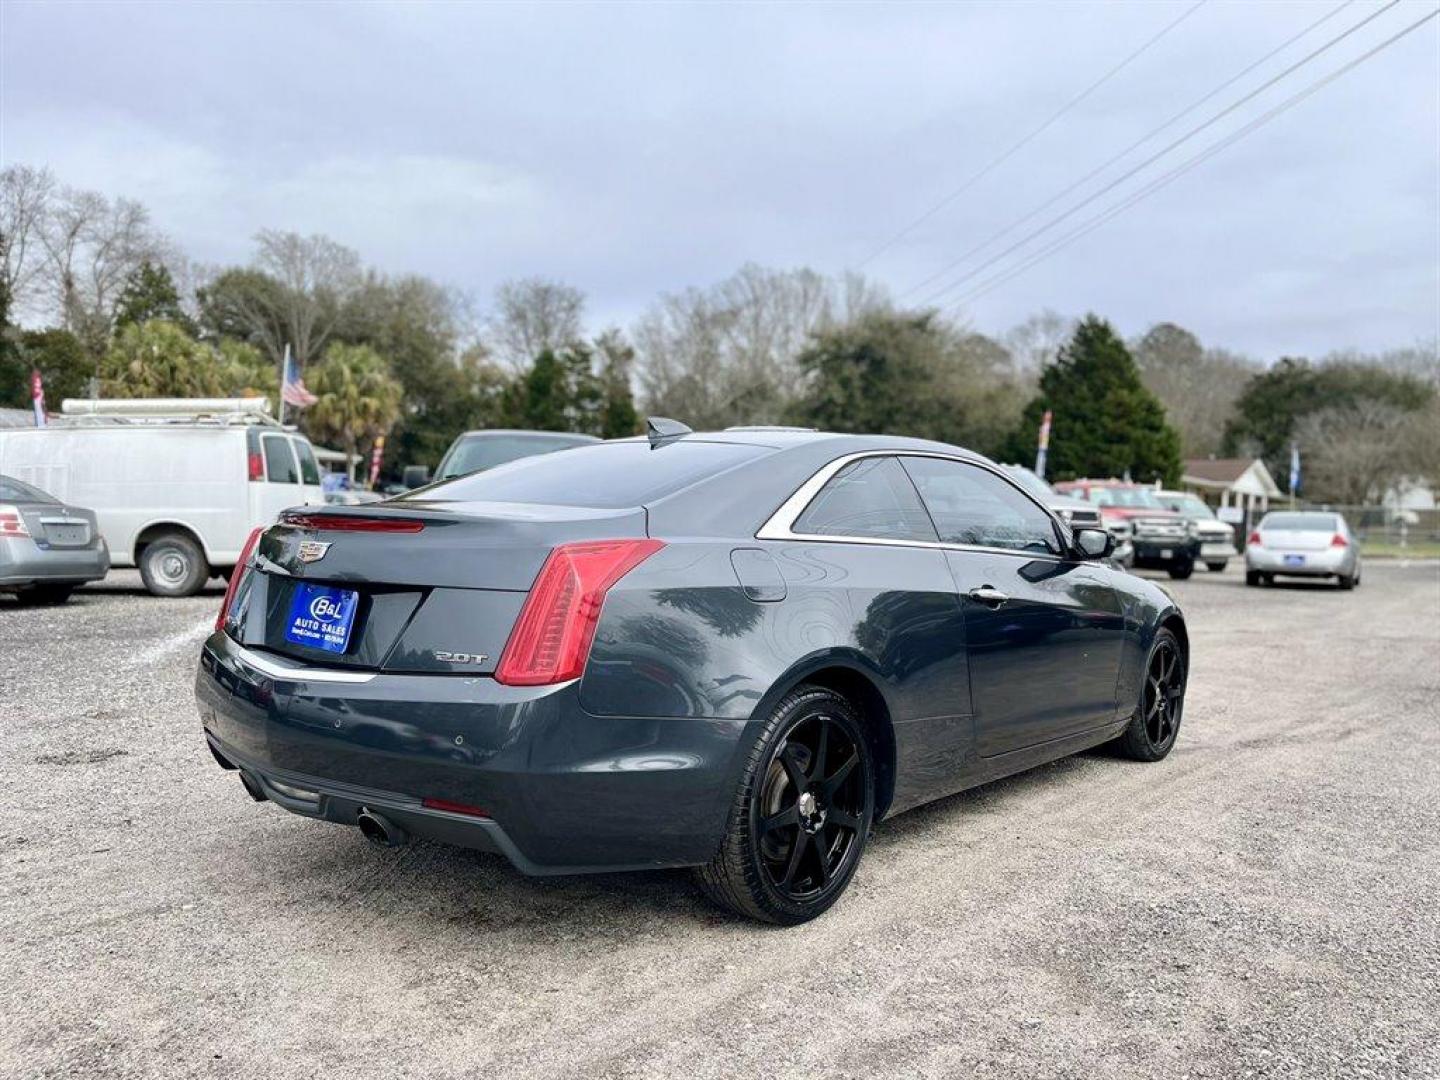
[
  {"x1": 421, "y1": 797, "x2": 492, "y2": 819},
  {"x1": 1331, "y1": 533, "x2": 1348, "y2": 548},
  {"x1": 495, "y1": 538, "x2": 664, "y2": 686},
  {"x1": 216, "y1": 526, "x2": 264, "y2": 631},
  {"x1": 0, "y1": 505, "x2": 29, "y2": 538},
  {"x1": 280, "y1": 513, "x2": 424, "y2": 533},
  {"x1": 1247, "y1": 531, "x2": 1262, "y2": 546},
  {"x1": 248, "y1": 452, "x2": 265, "y2": 481}
]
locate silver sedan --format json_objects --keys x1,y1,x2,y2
[
  {"x1": 1245, "y1": 511, "x2": 1361, "y2": 590},
  {"x1": 0, "y1": 474, "x2": 110, "y2": 605}
]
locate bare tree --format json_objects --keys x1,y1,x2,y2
[
  {"x1": 634, "y1": 263, "x2": 890, "y2": 428},
  {"x1": 489, "y1": 277, "x2": 585, "y2": 369},
  {"x1": 1002, "y1": 309, "x2": 1073, "y2": 373},
  {"x1": 252, "y1": 230, "x2": 362, "y2": 366},
  {"x1": 1295, "y1": 399, "x2": 1415, "y2": 503},
  {"x1": 0, "y1": 164, "x2": 56, "y2": 319},
  {"x1": 1133, "y1": 322, "x2": 1257, "y2": 459}
]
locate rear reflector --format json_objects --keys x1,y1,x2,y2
[
  {"x1": 216, "y1": 526, "x2": 264, "y2": 631},
  {"x1": 421, "y1": 797, "x2": 492, "y2": 819},
  {"x1": 495, "y1": 538, "x2": 664, "y2": 686},
  {"x1": 0, "y1": 505, "x2": 29, "y2": 538},
  {"x1": 1331, "y1": 533, "x2": 1348, "y2": 548},
  {"x1": 281, "y1": 513, "x2": 425, "y2": 533}
]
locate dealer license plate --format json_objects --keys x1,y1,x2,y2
[
  {"x1": 1160, "y1": 549, "x2": 1172, "y2": 559},
  {"x1": 284, "y1": 583, "x2": 359, "y2": 654},
  {"x1": 1284, "y1": 554, "x2": 1306, "y2": 567}
]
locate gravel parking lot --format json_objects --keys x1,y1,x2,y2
[{"x1": 2, "y1": 562, "x2": 1437, "y2": 1079}]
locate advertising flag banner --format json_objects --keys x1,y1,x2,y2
[{"x1": 30, "y1": 369, "x2": 46, "y2": 427}]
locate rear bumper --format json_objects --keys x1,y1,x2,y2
[
  {"x1": 0, "y1": 537, "x2": 110, "y2": 587},
  {"x1": 1246, "y1": 547, "x2": 1355, "y2": 577},
  {"x1": 194, "y1": 632, "x2": 749, "y2": 874}
]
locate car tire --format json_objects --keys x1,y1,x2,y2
[
  {"x1": 139, "y1": 532, "x2": 209, "y2": 597},
  {"x1": 15, "y1": 584, "x2": 74, "y2": 606},
  {"x1": 1338, "y1": 574, "x2": 1355, "y2": 591},
  {"x1": 1114, "y1": 627, "x2": 1186, "y2": 763},
  {"x1": 696, "y1": 685, "x2": 874, "y2": 925},
  {"x1": 1245, "y1": 570, "x2": 1261, "y2": 587},
  {"x1": 1205, "y1": 561, "x2": 1228, "y2": 573},
  {"x1": 1167, "y1": 558, "x2": 1195, "y2": 580}
]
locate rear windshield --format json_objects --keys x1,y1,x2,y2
[
  {"x1": 436, "y1": 432, "x2": 595, "y2": 481},
  {"x1": 0, "y1": 476, "x2": 57, "y2": 503},
  {"x1": 420, "y1": 439, "x2": 770, "y2": 508},
  {"x1": 1262, "y1": 513, "x2": 1338, "y2": 531}
]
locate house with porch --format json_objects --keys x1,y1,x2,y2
[{"x1": 1181, "y1": 457, "x2": 1283, "y2": 523}]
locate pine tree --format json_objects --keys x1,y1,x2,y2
[
  {"x1": 1005, "y1": 315, "x2": 1181, "y2": 483},
  {"x1": 113, "y1": 261, "x2": 195, "y2": 334}
]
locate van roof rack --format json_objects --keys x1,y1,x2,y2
[{"x1": 56, "y1": 397, "x2": 285, "y2": 428}]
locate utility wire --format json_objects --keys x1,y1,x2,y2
[
  {"x1": 915, "y1": 0, "x2": 1400, "y2": 308},
  {"x1": 945, "y1": 5, "x2": 1440, "y2": 312},
  {"x1": 853, "y1": 0, "x2": 1208, "y2": 269},
  {"x1": 904, "y1": 0, "x2": 1357, "y2": 302}
]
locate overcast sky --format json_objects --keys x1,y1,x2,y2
[{"x1": 2, "y1": 0, "x2": 1436, "y2": 360}]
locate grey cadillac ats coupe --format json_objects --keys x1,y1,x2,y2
[{"x1": 196, "y1": 422, "x2": 1189, "y2": 924}]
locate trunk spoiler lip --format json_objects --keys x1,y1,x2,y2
[{"x1": 281, "y1": 499, "x2": 646, "y2": 527}]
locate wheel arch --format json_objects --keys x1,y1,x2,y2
[
  {"x1": 1158, "y1": 609, "x2": 1189, "y2": 671},
  {"x1": 751, "y1": 652, "x2": 898, "y2": 822},
  {"x1": 133, "y1": 520, "x2": 211, "y2": 567}
]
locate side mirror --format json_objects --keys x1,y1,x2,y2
[
  {"x1": 401, "y1": 464, "x2": 431, "y2": 490},
  {"x1": 1073, "y1": 527, "x2": 1114, "y2": 560}
]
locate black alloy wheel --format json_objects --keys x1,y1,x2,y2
[
  {"x1": 697, "y1": 686, "x2": 874, "y2": 924},
  {"x1": 1115, "y1": 628, "x2": 1186, "y2": 762}
]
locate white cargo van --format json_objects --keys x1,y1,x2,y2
[{"x1": 0, "y1": 398, "x2": 324, "y2": 596}]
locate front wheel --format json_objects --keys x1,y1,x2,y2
[
  {"x1": 1167, "y1": 558, "x2": 1195, "y2": 580},
  {"x1": 696, "y1": 686, "x2": 874, "y2": 925},
  {"x1": 1205, "y1": 561, "x2": 1228, "y2": 573},
  {"x1": 1114, "y1": 628, "x2": 1187, "y2": 762}
]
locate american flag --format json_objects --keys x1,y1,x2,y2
[{"x1": 281, "y1": 345, "x2": 318, "y2": 408}]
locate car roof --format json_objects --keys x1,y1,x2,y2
[{"x1": 617, "y1": 428, "x2": 994, "y2": 460}]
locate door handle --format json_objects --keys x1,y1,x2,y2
[{"x1": 967, "y1": 585, "x2": 1009, "y2": 606}]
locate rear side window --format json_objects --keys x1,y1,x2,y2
[
  {"x1": 424, "y1": 439, "x2": 770, "y2": 509},
  {"x1": 792, "y1": 457, "x2": 938, "y2": 543},
  {"x1": 901, "y1": 456, "x2": 1061, "y2": 555},
  {"x1": 1263, "y1": 513, "x2": 1338, "y2": 531},
  {"x1": 437, "y1": 433, "x2": 596, "y2": 480},
  {"x1": 0, "y1": 476, "x2": 56, "y2": 503},
  {"x1": 292, "y1": 439, "x2": 321, "y2": 485},
  {"x1": 262, "y1": 434, "x2": 299, "y2": 484}
]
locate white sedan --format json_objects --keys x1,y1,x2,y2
[{"x1": 1246, "y1": 511, "x2": 1361, "y2": 590}]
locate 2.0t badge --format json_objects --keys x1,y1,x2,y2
[{"x1": 297, "y1": 540, "x2": 331, "y2": 563}]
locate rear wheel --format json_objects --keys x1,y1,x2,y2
[
  {"x1": 1114, "y1": 628, "x2": 1186, "y2": 762},
  {"x1": 1338, "y1": 574, "x2": 1355, "y2": 591},
  {"x1": 696, "y1": 686, "x2": 874, "y2": 925},
  {"x1": 1245, "y1": 570, "x2": 1261, "y2": 587},
  {"x1": 15, "y1": 584, "x2": 73, "y2": 606},
  {"x1": 138, "y1": 532, "x2": 209, "y2": 597}
]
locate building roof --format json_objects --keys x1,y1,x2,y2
[{"x1": 1182, "y1": 456, "x2": 1282, "y2": 498}]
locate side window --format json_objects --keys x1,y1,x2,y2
[
  {"x1": 900, "y1": 457, "x2": 1061, "y2": 555},
  {"x1": 262, "y1": 434, "x2": 299, "y2": 484},
  {"x1": 792, "y1": 456, "x2": 938, "y2": 543},
  {"x1": 292, "y1": 439, "x2": 321, "y2": 485}
]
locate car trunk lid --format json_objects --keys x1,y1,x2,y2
[{"x1": 237, "y1": 501, "x2": 648, "y2": 674}]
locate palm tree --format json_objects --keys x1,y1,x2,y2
[{"x1": 305, "y1": 343, "x2": 403, "y2": 483}]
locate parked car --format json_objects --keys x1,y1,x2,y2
[
  {"x1": 197, "y1": 424, "x2": 1189, "y2": 925},
  {"x1": 1000, "y1": 464, "x2": 1134, "y2": 568},
  {"x1": 0, "y1": 474, "x2": 110, "y2": 605},
  {"x1": 1246, "y1": 511, "x2": 1361, "y2": 589},
  {"x1": 0, "y1": 399, "x2": 323, "y2": 596},
  {"x1": 1053, "y1": 479, "x2": 1199, "y2": 578},
  {"x1": 1155, "y1": 489, "x2": 1235, "y2": 572},
  {"x1": 432, "y1": 429, "x2": 601, "y2": 483}
]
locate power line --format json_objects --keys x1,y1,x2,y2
[
  {"x1": 915, "y1": 0, "x2": 1401, "y2": 308},
  {"x1": 903, "y1": 0, "x2": 1358, "y2": 302},
  {"x1": 853, "y1": 0, "x2": 1208, "y2": 269},
  {"x1": 945, "y1": 5, "x2": 1440, "y2": 312}
]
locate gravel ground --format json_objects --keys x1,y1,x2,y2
[{"x1": 2, "y1": 563, "x2": 1438, "y2": 1079}]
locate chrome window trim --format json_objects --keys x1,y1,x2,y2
[
  {"x1": 756, "y1": 449, "x2": 1073, "y2": 562},
  {"x1": 231, "y1": 641, "x2": 378, "y2": 684}
]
